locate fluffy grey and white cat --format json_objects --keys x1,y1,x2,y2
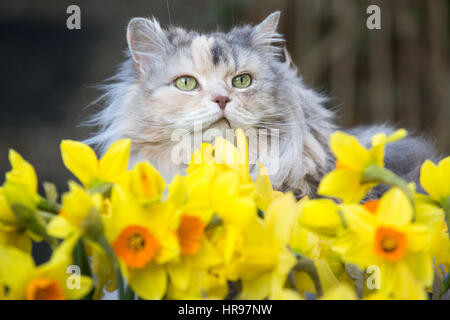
[{"x1": 87, "y1": 11, "x2": 436, "y2": 198}]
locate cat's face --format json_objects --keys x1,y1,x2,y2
[{"x1": 127, "y1": 12, "x2": 289, "y2": 139}]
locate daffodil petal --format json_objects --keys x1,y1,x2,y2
[
  {"x1": 318, "y1": 170, "x2": 371, "y2": 203},
  {"x1": 61, "y1": 140, "x2": 99, "y2": 187},
  {"x1": 0, "y1": 245, "x2": 35, "y2": 289},
  {"x1": 240, "y1": 272, "x2": 270, "y2": 300},
  {"x1": 167, "y1": 260, "x2": 191, "y2": 291},
  {"x1": 64, "y1": 275, "x2": 94, "y2": 300},
  {"x1": 330, "y1": 131, "x2": 371, "y2": 170},
  {"x1": 128, "y1": 264, "x2": 167, "y2": 300},
  {"x1": 420, "y1": 157, "x2": 450, "y2": 203},
  {"x1": 298, "y1": 199, "x2": 341, "y2": 237},
  {"x1": 99, "y1": 139, "x2": 131, "y2": 182},
  {"x1": 377, "y1": 188, "x2": 413, "y2": 226}
]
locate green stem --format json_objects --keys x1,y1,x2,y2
[
  {"x1": 95, "y1": 234, "x2": 125, "y2": 300},
  {"x1": 37, "y1": 210, "x2": 56, "y2": 221},
  {"x1": 115, "y1": 264, "x2": 125, "y2": 300},
  {"x1": 74, "y1": 239, "x2": 92, "y2": 277},
  {"x1": 37, "y1": 198, "x2": 61, "y2": 214},
  {"x1": 73, "y1": 239, "x2": 93, "y2": 300},
  {"x1": 362, "y1": 164, "x2": 415, "y2": 220},
  {"x1": 124, "y1": 285, "x2": 135, "y2": 300},
  {"x1": 89, "y1": 183, "x2": 114, "y2": 198}
]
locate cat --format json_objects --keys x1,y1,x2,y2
[{"x1": 86, "y1": 11, "x2": 437, "y2": 198}]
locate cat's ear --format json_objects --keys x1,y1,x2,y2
[
  {"x1": 251, "y1": 11, "x2": 282, "y2": 49},
  {"x1": 127, "y1": 17, "x2": 168, "y2": 74}
]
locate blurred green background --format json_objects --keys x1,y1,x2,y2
[{"x1": 1, "y1": 0, "x2": 449, "y2": 191}]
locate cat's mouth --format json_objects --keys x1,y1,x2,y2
[{"x1": 208, "y1": 117, "x2": 231, "y2": 130}]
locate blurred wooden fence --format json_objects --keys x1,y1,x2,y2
[{"x1": 239, "y1": 0, "x2": 450, "y2": 153}]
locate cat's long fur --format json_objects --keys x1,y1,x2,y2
[{"x1": 86, "y1": 12, "x2": 437, "y2": 198}]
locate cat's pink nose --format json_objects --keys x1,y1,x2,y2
[{"x1": 212, "y1": 95, "x2": 231, "y2": 110}]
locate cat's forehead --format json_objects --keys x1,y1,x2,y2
[
  {"x1": 165, "y1": 28, "x2": 254, "y2": 74},
  {"x1": 169, "y1": 33, "x2": 226, "y2": 65}
]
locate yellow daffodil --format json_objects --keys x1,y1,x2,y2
[
  {"x1": 118, "y1": 161, "x2": 165, "y2": 205},
  {"x1": 0, "y1": 187, "x2": 35, "y2": 252},
  {"x1": 225, "y1": 193, "x2": 298, "y2": 299},
  {"x1": 46, "y1": 183, "x2": 114, "y2": 298},
  {"x1": 333, "y1": 188, "x2": 434, "y2": 299},
  {"x1": 158, "y1": 175, "x2": 224, "y2": 298},
  {"x1": 291, "y1": 199, "x2": 351, "y2": 296},
  {"x1": 211, "y1": 171, "x2": 257, "y2": 264},
  {"x1": 420, "y1": 156, "x2": 450, "y2": 205},
  {"x1": 318, "y1": 129, "x2": 406, "y2": 203},
  {"x1": 60, "y1": 139, "x2": 130, "y2": 188},
  {"x1": 0, "y1": 151, "x2": 44, "y2": 251},
  {"x1": 297, "y1": 199, "x2": 343, "y2": 238},
  {"x1": 2, "y1": 150, "x2": 41, "y2": 210},
  {"x1": 185, "y1": 130, "x2": 257, "y2": 264},
  {"x1": 47, "y1": 181, "x2": 103, "y2": 240},
  {"x1": 0, "y1": 236, "x2": 92, "y2": 300},
  {"x1": 103, "y1": 184, "x2": 180, "y2": 299}
]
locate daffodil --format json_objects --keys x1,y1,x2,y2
[
  {"x1": 2, "y1": 150, "x2": 41, "y2": 210},
  {"x1": 184, "y1": 130, "x2": 257, "y2": 264},
  {"x1": 297, "y1": 199, "x2": 343, "y2": 238},
  {"x1": 420, "y1": 157, "x2": 450, "y2": 206},
  {"x1": 318, "y1": 129, "x2": 406, "y2": 203},
  {"x1": 420, "y1": 156, "x2": 450, "y2": 236},
  {"x1": 47, "y1": 181, "x2": 103, "y2": 240},
  {"x1": 0, "y1": 187, "x2": 35, "y2": 252},
  {"x1": 225, "y1": 193, "x2": 298, "y2": 299},
  {"x1": 291, "y1": 198, "x2": 351, "y2": 296},
  {"x1": 333, "y1": 188, "x2": 435, "y2": 299},
  {"x1": 0, "y1": 236, "x2": 92, "y2": 299},
  {"x1": 103, "y1": 184, "x2": 179, "y2": 299},
  {"x1": 60, "y1": 139, "x2": 130, "y2": 189},
  {"x1": 154, "y1": 175, "x2": 224, "y2": 298},
  {"x1": 211, "y1": 171, "x2": 257, "y2": 264},
  {"x1": 119, "y1": 161, "x2": 165, "y2": 205},
  {"x1": 46, "y1": 182, "x2": 115, "y2": 298},
  {"x1": 0, "y1": 151, "x2": 44, "y2": 251}
]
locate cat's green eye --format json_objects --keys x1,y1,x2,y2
[
  {"x1": 232, "y1": 73, "x2": 252, "y2": 89},
  {"x1": 175, "y1": 76, "x2": 198, "y2": 91}
]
